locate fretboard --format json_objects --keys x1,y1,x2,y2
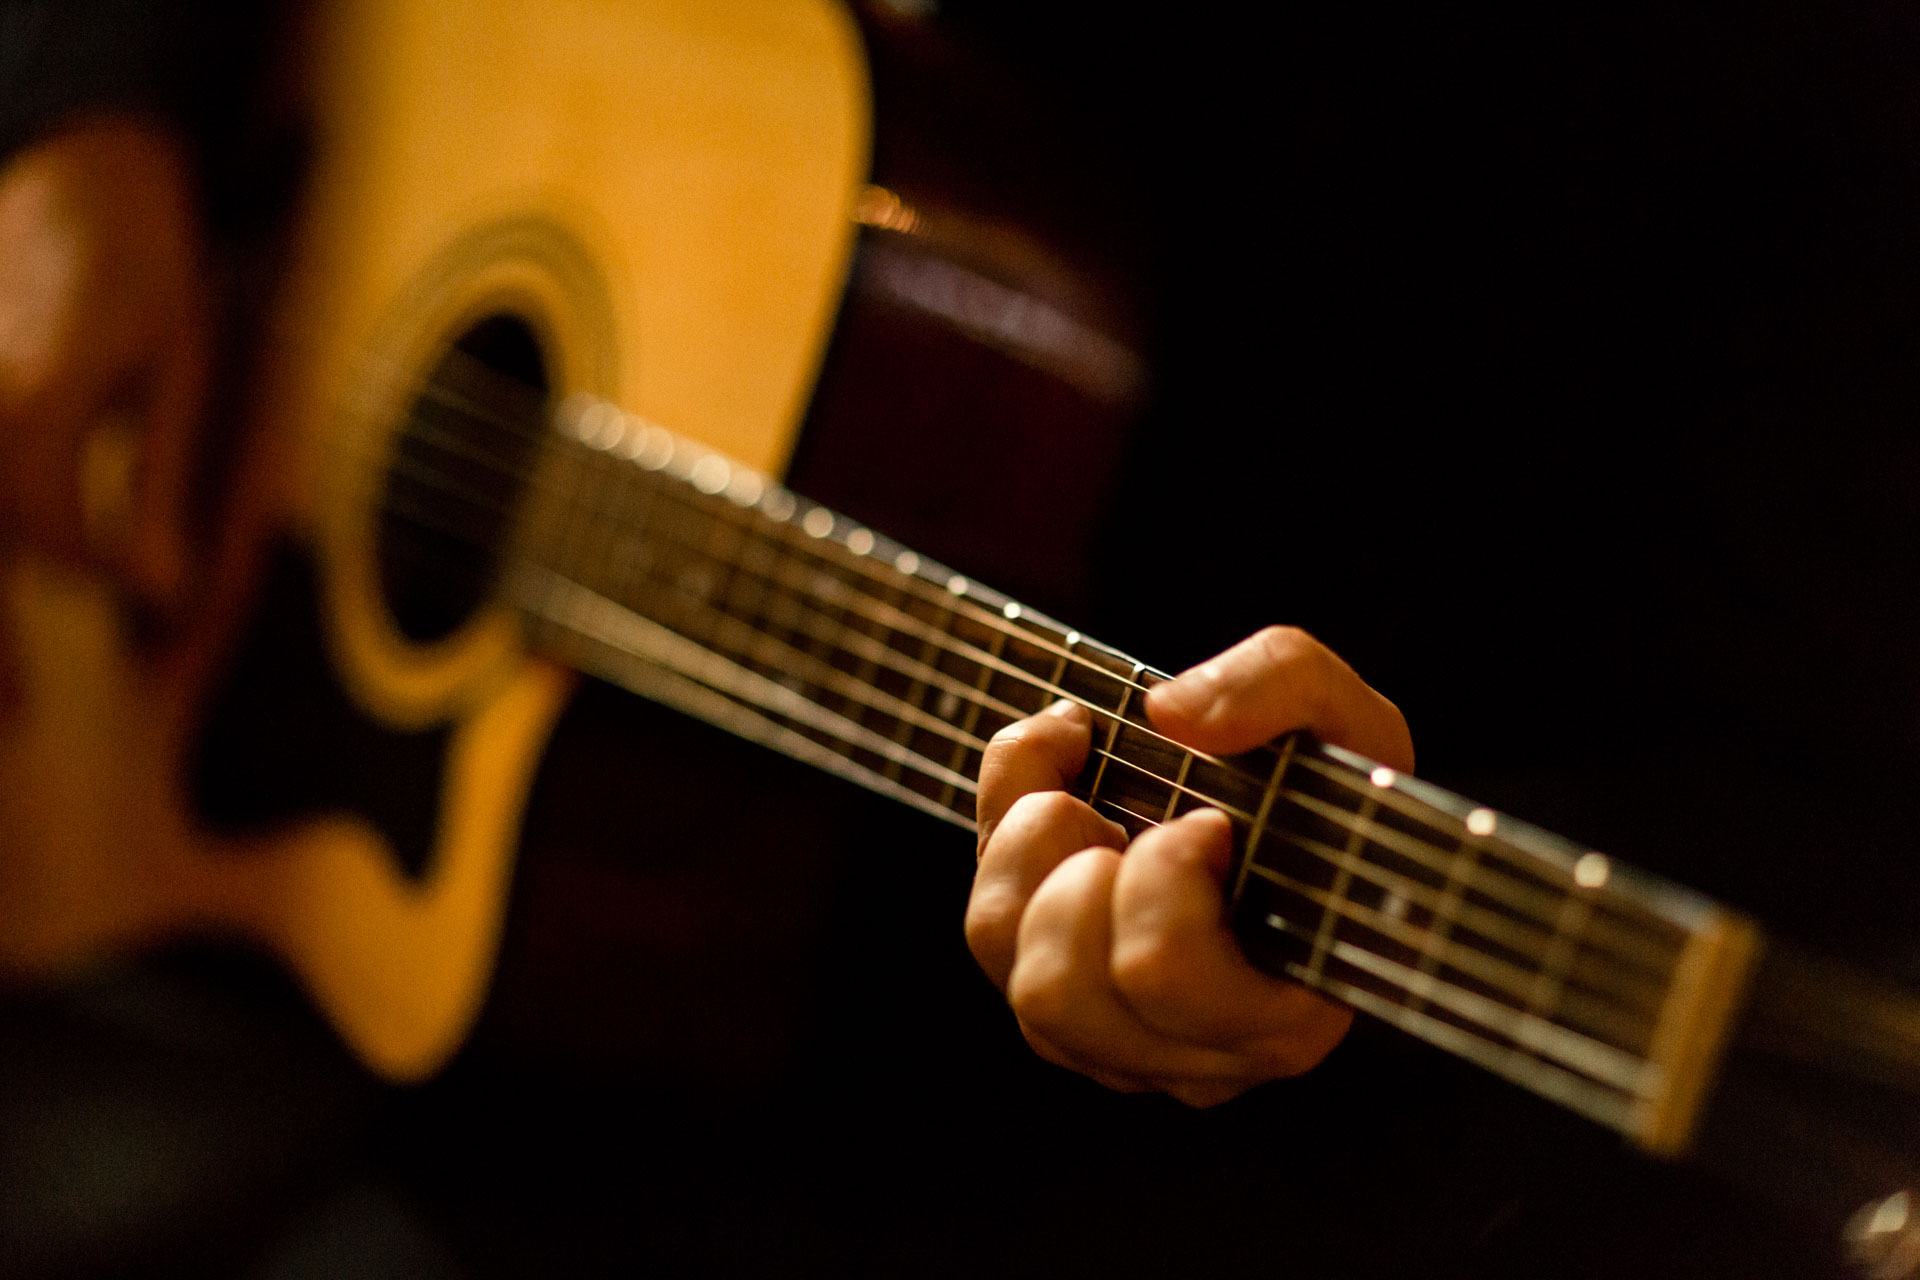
[{"x1": 504, "y1": 398, "x2": 1760, "y2": 1158}]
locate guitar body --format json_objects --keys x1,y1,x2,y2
[{"x1": 0, "y1": 0, "x2": 870, "y2": 1080}]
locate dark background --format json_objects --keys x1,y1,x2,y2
[{"x1": 10, "y1": 1, "x2": 1920, "y2": 1276}]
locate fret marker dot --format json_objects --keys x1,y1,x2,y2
[
  {"x1": 1065, "y1": 631, "x2": 1080, "y2": 647},
  {"x1": 1382, "y1": 893, "x2": 1409, "y2": 921},
  {"x1": 895, "y1": 551, "x2": 920, "y2": 576},
  {"x1": 1574, "y1": 852, "x2": 1611, "y2": 889},
  {"x1": 577, "y1": 401, "x2": 618, "y2": 448},
  {"x1": 1265, "y1": 913, "x2": 1291, "y2": 932},
  {"x1": 618, "y1": 427, "x2": 650, "y2": 462},
  {"x1": 1003, "y1": 602, "x2": 1021, "y2": 620},
  {"x1": 1466, "y1": 808, "x2": 1497, "y2": 837},
  {"x1": 1869, "y1": 1192, "x2": 1911, "y2": 1239},
  {"x1": 937, "y1": 690, "x2": 961, "y2": 719},
  {"x1": 948, "y1": 575, "x2": 969, "y2": 595},
  {"x1": 803, "y1": 508, "x2": 834, "y2": 538},
  {"x1": 727, "y1": 472, "x2": 764, "y2": 507},
  {"x1": 848, "y1": 528, "x2": 875, "y2": 556},
  {"x1": 761, "y1": 490, "x2": 796, "y2": 522},
  {"x1": 636, "y1": 428, "x2": 675, "y2": 470},
  {"x1": 690, "y1": 455, "x2": 731, "y2": 495},
  {"x1": 1370, "y1": 766, "x2": 1397, "y2": 788}
]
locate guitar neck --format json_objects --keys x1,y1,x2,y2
[{"x1": 505, "y1": 398, "x2": 1761, "y2": 1157}]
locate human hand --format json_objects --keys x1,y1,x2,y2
[{"x1": 966, "y1": 626, "x2": 1413, "y2": 1106}]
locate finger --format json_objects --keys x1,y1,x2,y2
[
  {"x1": 1143, "y1": 625, "x2": 1413, "y2": 767},
  {"x1": 1111, "y1": 809, "x2": 1353, "y2": 1067},
  {"x1": 1023, "y1": 1024, "x2": 1264, "y2": 1109},
  {"x1": 976, "y1": 699, "x2": 1097, "y2": 852},
  {"x1": 1006, "y1": 847, "x2": 1262, "y2": 1083},
  {"x1": 1019, "y1": 1027, "x2": 1156, "y2": 1095},
  {"x1": 967, "y1": 789, "x2": 1125, "y2": 990}
]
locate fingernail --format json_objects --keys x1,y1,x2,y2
[
  {"x1": 1182, "y1": 807, "x2": 1236, "y2": 861},
  {"x1": 1046, "y1": 698, "x2": 1088, "y2": 722},
  {"x1": 1185, "y1": 806, "x2": 1233, "y2": 839},
  {"x1": 1146, "y1": 665, "x2": 1212, "y2": 722}
]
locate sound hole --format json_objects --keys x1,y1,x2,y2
[{"x1": 378, "y1": 314, "x2": 550, "y2": 644}]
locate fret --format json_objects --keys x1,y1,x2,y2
[
  {"x1": 549, "y1": 436, "x2": 617, "y2": 595},
  {"x1": 878, "y1": 570, "x2": 937, "y2": 784},
  {"x1": 1410, "y1": 834, "x2": 1478, "y2": 1019},
  {"x1": 1525, "y1": 877, "x2": 1596, "y2": 1025},
  {"x1": 574, "y1": 446, "x2": 625, "y2": 598},
  {"x1": 941, "y1": 619, "x2": 1005, "y2": 809},
  {"x1": 1049, "y1": 634, "x2": 1073, "y2": 692},
  {"x1": 653, "y1": 491, "x2": 721, "y2": 642},
  {"x1": 505, "y1": 427, "x2": 577, "y2": 580},
  {"x1": 721, "y1": 561, "x2": 1028, "y2": 732},
  {"x1": 532, "y1": 568, "x2": 976, "y2": 804},
  {"x1": 838, "y1": 531, "x2": 896, "y2": 750},
  {"x1": 698, "y1": 496, "x2": 746, "y2": 617},
  {"x1": 606, "y1": 462, "x2": 667, "y2": 611},
  {"x1": 783, "y1": 508, "x2": 871, "y2": 735},
  {"x1": 1307, "y1": 795, "x2": 1375, "y2": 982},
  {"x1": 653, "y1": 497, "x2": 732, "y2": 654},
  {"x1": 1233, "y1": 740, "x2": 1298, "y2": 913},
  {"x1": 1159, "y1": 751, "x2": 1194, "y2": 823},
  {"x1": 1054, "y1": 639, "x2": 1135, "y2": 719},
  {"x1": 1083, "y1": 662, "x2": 1144, "y2": 808},
  {"x1": 1243, "y1": 857, "x2": 1655, "y2": 1097},
  {"x1": 592, "y1": 435, "x2": 664, "y2": 601},
  {"x1": 685, "y1": 601, "x2": 987, "y2": 762},
  {"x1": 985, "y1": 612, "x2": 1074, "y2": 721}
]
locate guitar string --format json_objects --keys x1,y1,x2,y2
[
  {"x1": 599, "y1": 446, "x2": 1690, "y2": 951},
  {"x1": 515, "y1": 488, "x2": 1682, "y2": 1019},
  {"x1": 586, "y1": 498, "x2": 1673, "y2": 998},
  {"x1": 363, "y1": 417, "x2": 1687, "y2": 973},
  {"x1": 536, "y1": 561, "x2": 1667, "y2": 1050},
  {"x1": 554, "y1": 454, "x2": 1680, "y2": 944}
]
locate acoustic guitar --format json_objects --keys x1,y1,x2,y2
[{"x1": 2, "y1": 1, "x2": 1917, "y2": 1270}]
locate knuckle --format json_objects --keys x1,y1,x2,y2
[
  {"x1": 1012, "y1": 788, "x2": 1086, "y2": 836},
  {"x1": 962, "y1": 884, "x2": 1018, "y2": 963},
  {"x1": 986, "y1": 716, "x2": 1032, "y2": 749},
  {"x1": 1252, "y1": 624, "x2": 1314, "y2": 665},
  {"x1": 1007, "y1": 959, "x2": 1073, "y2": 1036},
  {"x1": 1110, "y1": 934, "x2": 1194, "y2": 1014},
  {"x1": 1018, "y1": 1024, "x2": 1077, "y2": 1072},
  {"x1": 1249, "y1": 1003, "x2": 1353, "y2": 1077}
]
